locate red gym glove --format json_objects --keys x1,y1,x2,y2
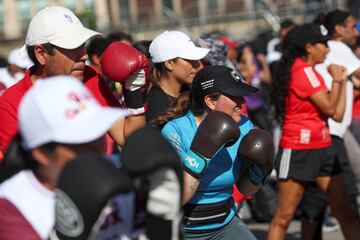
[{"x1": 101, "y1": 42, "x2": 149, "y2": 115}]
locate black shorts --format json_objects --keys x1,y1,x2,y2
[{"x1": 275, "y1": 146, "x2": 341, "y2": 182}]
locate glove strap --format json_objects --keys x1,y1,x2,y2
[
  {"x1": 183, "y1": 150, "x2": 208, "y2": 179},
  {"x1": 123, "y1": 89, "x2": 147, "y2": 115}
]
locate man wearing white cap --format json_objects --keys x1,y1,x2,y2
[
  {"x1": 0, "y1": 6, "x2": 146, "y2": 157},
  {"x1": 0, "y1": 48, "x2": 33, "y2": 95},
  {"x1": 0, "y1": 76, "x2": 129, "y2": 239}
]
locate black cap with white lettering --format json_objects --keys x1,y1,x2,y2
[{"x1": 191, "y1": 65, "x2": 258, "y2": 98}]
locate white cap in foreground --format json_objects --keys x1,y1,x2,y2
[{"x1": 19, "y1": 76, "x2": 129, "y2": 149}]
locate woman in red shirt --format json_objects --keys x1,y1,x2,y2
[{"x1": 268, "y1": 23, "x2": 360, "y2": 239}]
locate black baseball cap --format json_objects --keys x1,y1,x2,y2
[
  {"x1": 293, "y1": 23, "x2": 331, "y2": 49},
  {"x1": 192, "y1": 65, "x2": 258, "y2": 98}
]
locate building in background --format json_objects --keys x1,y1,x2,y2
[{"x1": 0, "y1": 0, "x2": 348, "y2": 54}]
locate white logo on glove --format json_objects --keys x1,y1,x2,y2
[
  {"x1": 55, "y1": 189, "x2": 84, "y2": 237},
  {"x1": 185, "y1": 155, "x2": 199, "y2": 169}
]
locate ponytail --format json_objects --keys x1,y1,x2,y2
[
  {"x1": 151, "y1": 90, "x2": 221, "y2": 128},
  {"x1": 271, "y1": 26, "x2": 306, "y2": 122}
]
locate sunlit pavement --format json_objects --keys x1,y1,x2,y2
[{"x1": 242, "y1": 203, "x2": 344, "y2": 240}]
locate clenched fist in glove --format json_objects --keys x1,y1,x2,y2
[
  {"x1": 183, "y1": 111, "x2": 240, "y2": 178},
  {"x1": 121, "y1": 126, "x2": 183, "y2": 240},
  {"x1": 53, "y1": 153, "x2": 133, "y2": 239},
  {"x1": 101, "y1": 42, "x2": 149, "y2": 115},
  {"x1": 236, "y1": 128, "x2": 274, "y2": 196}
]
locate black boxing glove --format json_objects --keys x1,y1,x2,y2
[
  {"x1": 183, "y1": 111, "x2": 240, "y2": 179},
  {"x1": 52, "y1": 153, "x2": 133, "y2": 240},
  {"x1": 0, "y1": 135, "x2": 30, "y2": 183},
  {"x1": 121, "y1": 126, "x2": 183, "y2": 240},
  {"x1": 236, "y1": 129, "x2": 274, "y2": 194}
]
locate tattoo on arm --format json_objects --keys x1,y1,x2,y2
[{"x1": 189, "y1": 180, "x2": 200, "y2": 192}]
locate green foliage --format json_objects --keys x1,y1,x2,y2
[{"x1": 76, "y1": 10, "x2": 96, "y2": 30}]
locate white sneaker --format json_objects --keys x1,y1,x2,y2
[{"x1": 322, "y1": 217, "x2": 340, "y2": 233}]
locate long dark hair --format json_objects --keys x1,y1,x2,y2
[
  {"x1": 151, "y1": 58, "x2": 180, "y2": 88},
  {"x1": 151, "y1": 90, "x2": 221, "y2": 127},
  {"x1": 271, "y1": 26, "x2": 306, "y2": 122}
]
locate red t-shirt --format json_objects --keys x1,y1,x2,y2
[
  {"x1": 280, "y1": 58, "x2": 331, "y2": 150},
  {"x1": 0, "y1": 66, "x2": 120, "y2": 154},
  {"x1": 353, "y1": 97, "x2": 360, "y2": 123}
]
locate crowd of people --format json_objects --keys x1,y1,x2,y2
[{"x1": 0, "y1": 4, "x2": 360, "y2": 240}]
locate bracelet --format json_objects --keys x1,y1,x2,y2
[{"x1": 333, "y1": 80, "x2": 342, "y2": 84}]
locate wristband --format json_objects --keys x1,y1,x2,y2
[
  {"x1": 183, "y1": 150, "x2": 208, "y2": 179},
  {"x1": 332, "y1": 80, "x2": 342, "y2": 84},
  {"x1": 123, "y1": 89, "x2": 147, "y2": 115}
]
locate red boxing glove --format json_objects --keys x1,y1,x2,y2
[{"x1": 101, "y1": 41, "x2": 149, "y2": 115}]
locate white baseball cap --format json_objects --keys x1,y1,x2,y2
[
  {"x1": 25, "y1": 6, "x2": 100, "y2": 49},
  {"x1": 149, "y1": 31, "x2": 209, "y2": 63},
  {"x1": 8, "y1": 48, "x2": 33, "y2": 69},
  {"x1": 18, "y1": 76, "x2": 129, "y2": 150}
]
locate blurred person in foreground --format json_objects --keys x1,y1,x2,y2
[{"x1": 0, "y1": 76, "x2": 128, "y2": 239}]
